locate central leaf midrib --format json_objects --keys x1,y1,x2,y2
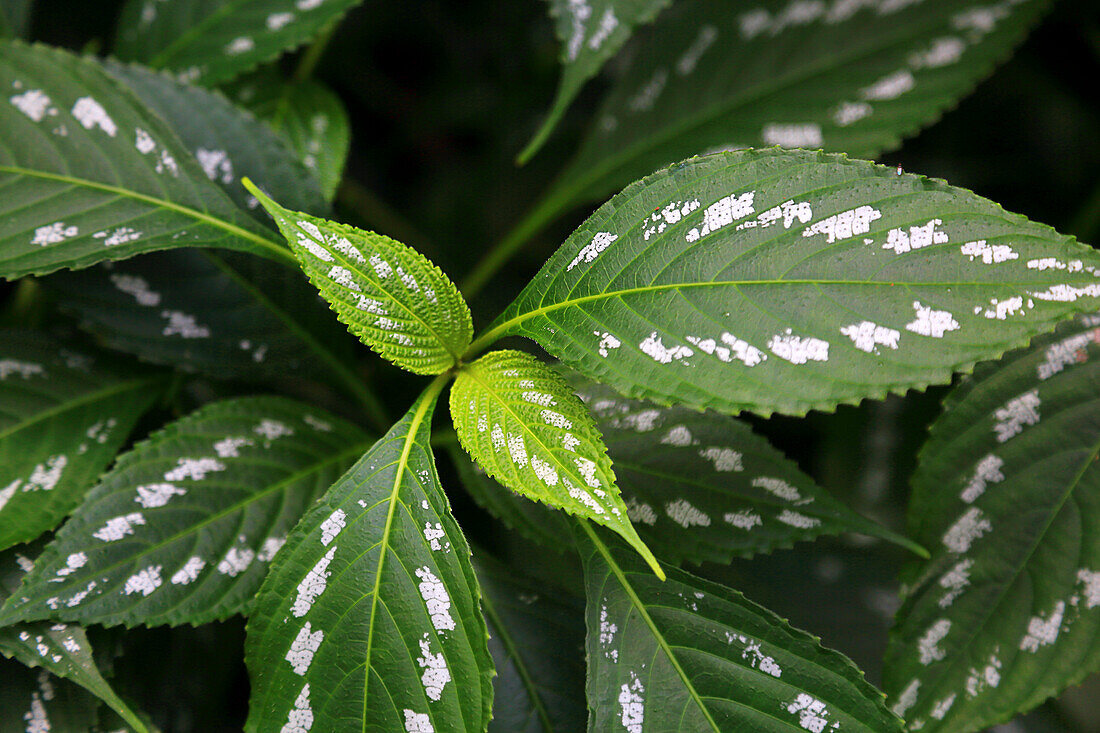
[{"x1": 582, "y1": 521, "x2": 721, "y2": 732}]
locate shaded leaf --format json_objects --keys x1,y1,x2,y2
[
  {"x1": 448, "y1": 443, "x2": 575, "y2": 552},
  {"x1": 577, "y1": 522, "x2": 905, "y2": 732},
  {"x1": 0, "y1": 0, "x2": 32, "y2": 38},
  {"x1": 884, "y1": 313, "x2": 1100, "y2": 732},
  {"x1": 542, "y1": 0, "x2": 1050, "y2": 211},
  {"x1": 104, "y1": 59, "x2": 327, "y2": 217},
  {"x1": 0, "y1": 331, "x2": 165, "y2": 550},
  {"x1": 231, "y1": 71, "x2": 350, "y2": 201},
  {"x1": 450, "y1": 350, "x2": 662, "y2": 577},
  {"x1": 575, "y1": 380, "x2": 925, "y2": 563},
  {"x1": 246, "y1": 179, "x2": 473, "y2": 375},
  {"x1": 0, "y1": 658, "x2": 100, "y2": 733},
  {"x1": 519, "y1": 0, "x2": 672, "y2": 163},
  {"x1": 483, "y1": 148, "x2": 1100, "y2": 417},
  {"x1": 0, "y1": 40, "x2": 291, "y2": 279},
  {"x1": 0, "y1": 541, "x2": 149, "y2": 732},
  {"x1": 114, "y1": 0, "x2": 365, "y2": 86},
  {"x1": 476, "y1": 554, "x2": 586, "y2": 733},
  {"x1": 0, "y1": 397, "x2": 369, "y2": 628},
  {"x1": 244, "y1": 382, "x2": 494, "y2": 733}
]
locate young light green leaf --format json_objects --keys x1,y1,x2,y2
[
  {"x1": 481, "y1": 148, "x2": 1100, "y2": 417},
  {"x1": 541, "y1": 0, "x2": 1051, "y2": 211},
  {"x1": 0, "y1": 41, "x2": 292, "y2": 279},
  {"x1": 230, "y1": 71, "x2": 350, "y2": 202},
  {"x1": 104, "y1": 59, "x2": 327, "y2": 217},
  {"x1": 245, "y1": 179, "x2": 474, "y2": 374},
  {"x1": 518, "y1": 0, "x2": 672, "y2": 164},
  {"x1": 476, "y1": 554, "x2": 586, "y2": 733},
  {"x1": 450, "y1": 350, "x2": 663, "y2": 578},
  {"x1": 0, "y1": 397, "x2": 369, "y2": 628},
  {"x1": 448, "y1": 444, "x2": 576, "y2": 552},
  {"x1": 577, "y1": 522, "x2": 905, "y2": 732},
  {"x1": 113, "y1": 0, "x2": 365, "y2": 86},
  {"x1": 244, "y1": 382, "x2": 494, "y2": 733},
  {"x1": 575, "y1": 380, "x2": 926, "y2": 563},
  {"x1": 0, "y1": 542, "x2": 149, "y2": 732},
  {"x1": 883, "y1": 313, "x2": 1100, "y2": 732},
  {"x1": 0, "y1": 332, "x2": 165, "y2": 550}
]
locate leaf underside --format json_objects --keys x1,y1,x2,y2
[
  {"x1": 0, "y1": 41, "x2": 286, "y2": 280},
  {"x1": 546, "y1": 0, "x2": 1051, "y2": 210},
  {"x1": 0, "y1": 397, "x2": 368, "y2": 629},
  {"x1": 491, "y1": 148, "x2": 1100, "y2": 418},
  {"x1": 578, "y1": 523, "x2": 905, "y2": 732},
  {"x1": 0, "y1": 331, "x2": 164, "y2": 550},
  {"x1": 450, "y1": 350, "x2": 663, "y2": 577},
  {"x1": 113, "y1": 0, "x2": 367, "y2": 86},
  {"x1": 884, "y1": 313, "x2": 1100, "y2": 732},
  {"x1": 245, "y1": 386, "x2": 493, "y2": 733}
]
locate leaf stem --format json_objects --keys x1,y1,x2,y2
[{"x1": 293, "y1": 21, "x2": 337, "y2": 84}]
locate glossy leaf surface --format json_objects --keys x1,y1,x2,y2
[
  {"x1": 884, "y1": 313, "x2": 1100, "y2": 732},
  {"x1": 245, "y1": 385, "x2": 493, "y2": 733},
  {"x1": 0, "y1": 41, "x2": 289, "y2": 279},
  {"x1": 246, "y1": 180, "x2": 474, "y2": 374},
  {"x1": 487, "y1": 149, "x2": 1100, "y2": 417},
  {"x1": 578, "y1": 523, "x2": 905, "y2": 732},
  {"x1": 451, "y1": 350, "x2": 662, "y2": 577},
  {"x1": 0, "y1": 332, "x2": 164, "y2": 550},
  {"x1": 0, "y1": 397, "x2": 368, "y2": 628}
]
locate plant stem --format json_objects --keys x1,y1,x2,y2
[{"x1": 293, "y1": 22, "x2": 336, "y2": 83}]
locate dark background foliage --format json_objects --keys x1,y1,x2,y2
[{"x1": 3, "y1": 0, "x2": 1099, "y2": 730}]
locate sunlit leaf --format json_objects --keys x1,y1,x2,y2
[
  {"x1": 484, "y1": 148, "x2": 1100, "y2": 417},
  {"x1": 244, "y1": 383, "x2": 494, "y2": 733},
  {"x1": 884, "y1": 313, "x2": 1100, "y2": 732}
]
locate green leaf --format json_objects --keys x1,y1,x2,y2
[
  {"x1": 883, "y1": 313, "x2": 1100, "y2": 732},
  {"x1": 0, "y1": 658, "x2": 100, "y2": 733},
  {"x1": 450, "y1": 350, "x2": 663, "y2": 578},
  {"x1": 574, "y1": 380, "x2": 925, "y2": 563},
  {"x1": 0, "y1": 41, "x2": 292, "y2": 279},
  {"x1": 245, "y1": 179, "x2": 474, "y2": 375},
  {"x1": 0, "y1": 331, "x2": 165, "y2": 550},
  {"x1": 541, "y1": 0, "x2": 1051, "y2": 212},
  {"x1": 482, "y1": 148, "x2": 1100, "y2": 417},
  {"x1": 576, "y1": 522, "x2": 905, "y2": 732},
  {"x1": 113, "y1": 0, "x2": 365, "y2": 86},
  {"x1": 448, "y1": 443, "x2": 575, "y2": 552},
  {"x1": 518, "y1": 0, "x2": 672, "y2": 164},
  {"x1": 0, "y1": 0, "x2": 32, "y2": 39},
  {"x1": 0, "y1": 396, "x2": 369, "y2": 628},
  {"x1": 0, "y1": 542, "x2": 149, "y2": 732},
  {"x1": 244, "y1": 381, "x2": 494, "y2": 733},
  {"x1": 230, "y1": 71, "x2": 350, "y2": 202},
  {"x1": 476, "y1": 554, "x2": 586, "y2": 733},
  {"x1": 104, "y1": 59, "x2": 327, "y2": 217}
]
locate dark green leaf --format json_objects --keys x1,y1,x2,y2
[
  {"x1": 542, "y1": 0, "x2": 1050, "y2": 210},
  {"x1": 483, "y1": 149, "x2": 1100, "y2": 417},
  {"x1": 0, "y1": 0, "x2": 32, "y2": 38},
  {"x1": 575, "y1": 380, "x2": 925, "y2": 563},
  {"x1": 0, "y1": 331, "x2": 164, "y2": 550},
  {"x1": 244, "y1": 381, "x2": 494, "y2": 733},
  {"x1": 0, "y1": 397, "x2": 369, "y2": 628},
  {"x1": 246, "y1": 180, "x2": 474, "y2": 375},
  {"x1": 577, "y1": 522, "x2": 905, "y2": 732},
  {"x1": 884, "y1": 313, "x2": 1100, "y2": 731},
  {"x1": 0, "y1": 41, "x2": 292, "y2": 279},
  {"x1": 0, "y1": 659, "x2": 100, "y2": 733},
  {"x1": 104, "y1": 59, "x2": 327, "y2": 217},
  {"x1": 519, "y1": 0, "x2": 672, "y2": 163},
  {"x1": 450, "y1": 350, "x2": 663, "y2": 577},
  {"x1": 0, "y1": 542, "x2": 149, "y2": 732},
  {"x1": 114, "y1": 0, "x2": 366, "y2": 86},
  {"x1": 476, "y1": 554, "x2": 586, "y2": 733}
]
